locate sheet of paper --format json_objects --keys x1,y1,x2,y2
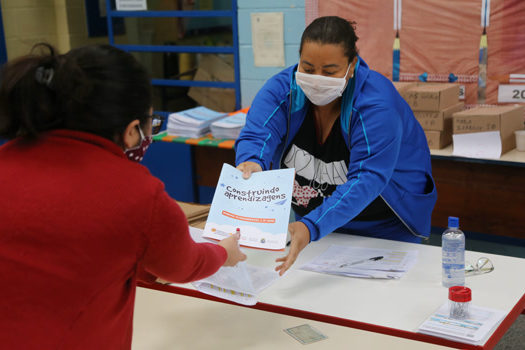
[
  {"x1": 284, "y1": 324, "x2": 328, "y2": 345},
  {"x1": 115, "y1": 0, "x2": 147, "y2": 11},
  {"x1": 300, "y1": 245, "x2": 418, "y2": 279},
  {"x1": 452, "y1": 131, "x2": 502, "y2": 159},
  {"x1": 251, "y1": 12, "x2": 285, "y2": 67},
  {"x1": 418, "y1": 303, "x2": 506, "y2": 345},
  {"x1": 203, "y1": 164, "x2": 294, "y2": 250}
]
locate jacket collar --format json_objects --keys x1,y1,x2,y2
[{"x1": 43, "y1": 129, "x2": 127, "y2": 159}]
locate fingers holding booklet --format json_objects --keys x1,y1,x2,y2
[{"x1": 218, "y1": 231, "x2": 247, "y2": 267}]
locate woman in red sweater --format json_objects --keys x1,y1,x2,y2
[{"x1": 0, "y1": 43, "x2": 246, "y2": 349}]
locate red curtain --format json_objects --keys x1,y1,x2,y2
[
  {"x1": 318, "y1": 0, "x2": 395, "y2": 79},
  {"x1": 485, "y1": 0, "x2": 525, "y2": 104}
]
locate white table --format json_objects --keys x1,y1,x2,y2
[
  {"x1": 139, "y1": 228, "x2": 525, "y2": 350},
  {"x1": 133, "y1": 287, "x2": 454, "y2": 350}
]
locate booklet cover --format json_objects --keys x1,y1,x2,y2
[{"x1": 203, "y1": 163, "x2": 295, "y2": 250}]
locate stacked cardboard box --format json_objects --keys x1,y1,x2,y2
[
  {"x1": 452, "y1": 105, "x2": 525, "y2": 154},
  {"x1": 187, "y1": 55, "x2": 236, "y2": 113},
  {"x1": 402, "y1": 83, "x2": 463, "y2": 149}
]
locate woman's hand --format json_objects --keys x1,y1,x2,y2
[
  {"x1": 236, "y1": 161, "x2": 262, "y2": 179},
  {"x1": 218, "y1": 232, "x2": 247, "y2": 267},
  {"x1": 275, "y1": 222, "x2": 310, "y2": 276}
]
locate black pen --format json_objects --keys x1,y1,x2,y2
[{"x1": 339, "y1": 256, "x2": 383, "y2": 268}]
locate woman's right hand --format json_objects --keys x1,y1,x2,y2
[
  {"x1": 218, "y1": 232, "x2": 247, "y2": 266},
  {"x1": 236, "y1": 161, "x2": 262, "y2": 179}
]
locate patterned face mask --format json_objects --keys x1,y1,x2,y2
[{"x1": 124, "y1": 126, "x2": 152, "y2": 162}]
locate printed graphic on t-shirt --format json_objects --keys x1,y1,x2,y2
[{"x1": 282, "y1": 144, "x2": 348, "y2": 215}]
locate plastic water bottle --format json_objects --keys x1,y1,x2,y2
[{"x1": 442, "y1": 216, "x2": 465, "y2": 287}]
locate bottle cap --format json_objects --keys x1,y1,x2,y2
[
  {"x1": 449, "y1": 286, "x2": 471, "y2": 302},
  {"x1": 448, "y1": 216, "x2": 459, "y2": 228}
]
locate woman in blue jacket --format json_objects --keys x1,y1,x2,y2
[{"x1": 235, "y1": 16, "x2": 437, "y2": 275}]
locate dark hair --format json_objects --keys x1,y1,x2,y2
[
  {"x1": 300, "y1": 16, "x2": 359, "y2": 63},
  {"x1": 0, "y1": 43, "x2": 152, "y2": 141}
]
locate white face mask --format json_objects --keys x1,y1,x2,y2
[{"x1": 295, "y1": 63, "x2": 352, "y2": 106}]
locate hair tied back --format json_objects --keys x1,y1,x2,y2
[{"x1": 35, "y1": 66, "x2": 54, "y2": 87}]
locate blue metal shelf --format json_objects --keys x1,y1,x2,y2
[
  {"x1": 105, "y1": 0, "x2": 241, "y2": 110},
  {"x1": 108, "y1": 10, "x2": 235, "y2": 18},
  {"x1": 113, "y1": 44, "x2": 235, "y2": 54},
  {"x1": 151, "y1": 78, "x2": 235, "y2": 88}
]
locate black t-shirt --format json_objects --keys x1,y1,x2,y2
[{"x1": 280, "y1": 108, "x2": 394, "y2": 221}]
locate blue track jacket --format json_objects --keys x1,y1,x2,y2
[{"x1": 235, "y1": 58, "x2": 437, "y2": 242}]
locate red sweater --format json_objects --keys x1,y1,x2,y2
[{"x1": 0, "y1": 130, "x2": 226, "y2": 349}]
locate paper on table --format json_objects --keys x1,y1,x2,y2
[
  {"x1": 452, "y1": 131, "x2": 502, "y2": 159},
  {"x1": 300, "y1": 245, "x2": 418, "y2": 279},
  {"x1": 418, "y1": 302, "x2": 506, "y2": 345}
]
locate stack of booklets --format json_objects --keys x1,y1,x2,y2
[
  {"x1": 210, "y1": 112, "x2": 247, "y2": 139},
  {"x1": 167, "y1": 106, "x2": 227, "y2": 138}
]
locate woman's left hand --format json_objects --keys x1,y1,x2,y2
[{"x1": 275, "y1": 221, "x2": 310, "y2": 276}]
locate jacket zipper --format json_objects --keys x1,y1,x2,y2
[
  {"x1": 277, "y1": 91, "x2": 292, "y2": 168},
  {"x1": 380, "y1": 194, "x2": 428, "y2": 240}
]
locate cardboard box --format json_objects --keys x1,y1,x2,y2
[
  {"x1": 414, "y1": 102, "x2": 464, "y2": 131},
  {"x1": 405, "y1": 83, "x2": 460, "y2": 111},
  {"x1": 452, "y1": 105, "x2": 525, "y2": 153},
  {"x1": 424, "y1": 130, "x2": 452, "y2": 149},
  {"x1": 393, "y1": 82, "x2": 418, "y2": 100},
  {"x1": 188, "y1": 54, "x2": 236, "y2": 112}
]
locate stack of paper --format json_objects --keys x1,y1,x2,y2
[
  {"x1": 210, "y1": 112, "x2": 247, "y2": 139},
  {"x1": 192, "y1": 262, "x2": 279, "y2": 306},
  {"x1": 167, "y1": 106, "x2": 227, "y2": 138},
  {"x1": 183, "y1": 227, "x2": 279, "y2": 305},
  {"x1": 300, "y1": 245, "x2": 418, "y2": 279},
  {"x1": 418, "y1": 303, "x2": 506, "y2": 345}
]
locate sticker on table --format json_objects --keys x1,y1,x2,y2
[{"x1": 284, "y1": 324, "x2": 327, "y2": 345}]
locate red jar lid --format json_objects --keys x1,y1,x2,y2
[{"x1": 449, "y1": 286, "x2": 472, "y2": 302}]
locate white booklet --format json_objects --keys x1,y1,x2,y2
[
  {"x1": 418, "y1": 303, "x2": 506, "y2": 345},
  {"x1": 192, "y1": 262, "x2": 278, "y2": 306},
  {"x1": 186, "y1": 227, "x2": 279, "y2": 306},
  {"x1": 203, "y1": 163, "x2": 294, "y2": 251},
  {"x1": 300, "y1": 245, "x2": 418, "y2": 279}
]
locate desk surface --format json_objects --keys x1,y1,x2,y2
[
  {"x1": 155, "y1": 132, "x2": 525, "y2": 166},
  {"x1": 132, "y1": 287, "x2": 453, "y2": 350},
  {"x1": 431, "y1": 145, "x2": 525, "y2": 167},
  {"x1": 142, "y1": 227, "x2": 525, "y2": 350}
]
